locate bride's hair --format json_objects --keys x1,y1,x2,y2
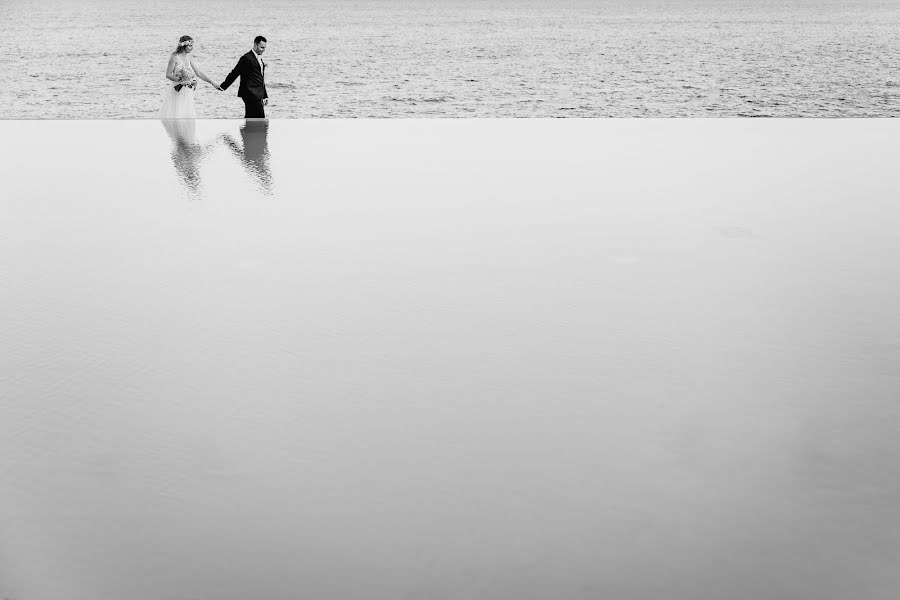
[{"x1": 174, "y1": 35, "x2": 193, "y2": 54}]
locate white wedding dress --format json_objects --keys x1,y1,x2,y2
[{"x1": 158, "y1": 59, "x2": 197, "y2": 119}]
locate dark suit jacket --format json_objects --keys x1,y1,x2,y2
[{"x1": 221, "y1": 51, "x2": 267, "y2": 100}]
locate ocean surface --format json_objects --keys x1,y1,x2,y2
[
  {"x1": 3, "y1": 0, "x2": 900, "y2": 118},
  {"x1": 2, "y1": 119, "x2": 900, "y2": 599}
]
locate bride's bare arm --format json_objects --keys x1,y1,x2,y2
[
  {"x1": 165, "y1": 54, "x2": 180, "y2": 82},
  {"x1": 190, "y1": 57, "x2": 223, "y2": 89}
]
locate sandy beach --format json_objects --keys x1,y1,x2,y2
[{"x1": 1, "y1": 119, "x2": 899, "y2": 599}]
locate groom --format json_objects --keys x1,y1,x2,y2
[{"x1": 221, "y1": 36, "x2": 268, "y2": 118}]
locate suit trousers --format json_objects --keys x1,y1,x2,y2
[{"x1": 242, "y1": 96, "x2": 266, "y2": 119}]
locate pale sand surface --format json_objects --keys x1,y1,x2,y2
[{"x1": 1, "y1": 119, "x2": 899, "y2": 599}]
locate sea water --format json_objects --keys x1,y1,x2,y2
[
  {"x1": 3, "y1": 0, "x2": 900, "y2": 118},
  {"x1": 2, "y1": 119, "x2": 899, "y2": 599}
]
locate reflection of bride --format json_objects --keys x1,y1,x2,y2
[
  {"x1": 222, "y1": 119, "x2": 272, "y2": 193},
  {"x1": 160, "y1": 119, "x2": 218, "y2": 195}
]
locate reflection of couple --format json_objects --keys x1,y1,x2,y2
[
  {"x1": 158, "y1": 35, "x2": 269, "y2": 119},
  {"x1": 161, "y1": 119, "x2": 272, "y2": 195}
]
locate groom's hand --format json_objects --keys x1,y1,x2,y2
[{"x1": 263, "y1": 99, "x2": 268, "y2": 106}]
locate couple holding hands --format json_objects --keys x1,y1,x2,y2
[{"x1": 158, "y1": 35, "x2": 269, "y2": 119}]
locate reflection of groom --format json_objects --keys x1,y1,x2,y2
[
  {"x1": 220, "y1": 36, "x2": 268, "y2": 118},
  {"x1": 223, "y1": 120, "x2": 272, "y2": 193}
]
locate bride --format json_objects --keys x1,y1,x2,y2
[{"x1": 158, "y1": 35, "x2": 222, "y2": 118}]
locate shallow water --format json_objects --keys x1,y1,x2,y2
[
  {"x1": 1, "y1": 119, "x2": 900, "y2": 599},
  {"x1": 3, "y1": 0, "x2": 900, "y2": 118}
]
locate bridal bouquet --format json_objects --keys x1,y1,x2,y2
[{"x1": 174, "y1": 68, "x2": 198, "y2": 92}]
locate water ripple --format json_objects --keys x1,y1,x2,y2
[{"x1": 2, "y1": 0, "x2": 899, "y2": 118}]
